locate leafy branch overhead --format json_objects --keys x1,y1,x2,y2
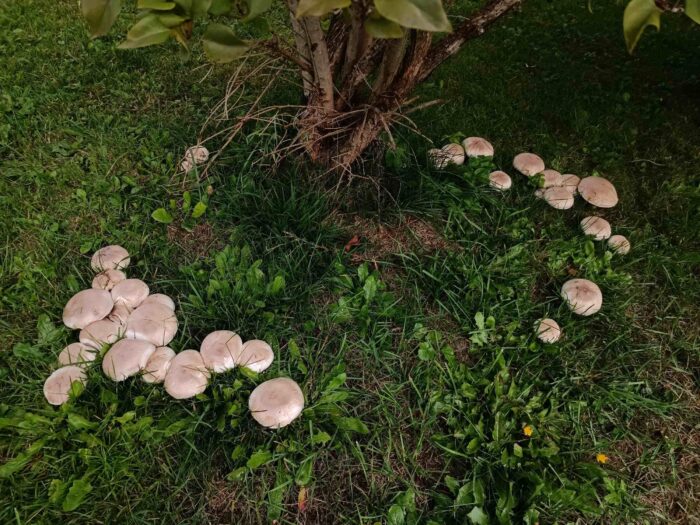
[{"x1": 623, "y1": 0, "x2": 700, "y2": 53}]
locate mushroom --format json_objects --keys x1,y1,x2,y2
[
  {"x1": 180, "y1": 146, "x2": 209, "y2": 172},
  {"x1": 142, "y1": 346, "x2": 176, "y2": 384},
  {"x1": 430, "y1": 143, "x2": 465, "y2": 168},
  {"x1": 541, "y1": 169, "x2": 562, "y2": 188},
  {"x1": 43, "y1": 366, "x2": 88, "y2": 406},
  {"x1": 58, "y1": 342, "x2": 97, "y2": 367},
  {"x1": 141, "y1": 294, "x2": 175, "y2": 311},
  {"x1": 534, "y1": 188, "x2": 545, "y2": 200},
  {"x1": 608, "y1": 234, "x2": 631, "y2": 255},
  {"x1": 561, "y1": 279, "x2": 603, "y2": 316},
  {"x1": 125, "y1": 302, "x2": 178, "y2": 346},
  {"x1": 560, "y1": 174, "x2": 580, "y2": 194},
  {"x1": 79, "y1": 318, "x2": 124, "y2": 349},
  {"x1": 580, "y1": 216, "x2": 612, "y2": 241},
  {"x1": 489, "y1": 171, "x2": 512, "y2": 190},
  {"x1": 92, "y1": 269, "x2": 126, "y2": 291},
  {"x1": 513, "y1": 153, "x2": 545, "y2": 177},
  {"x1": 248, "y1": 377, "x2": 304, "y2": 429},
  {"x1": 91, "y1": 245, "x2": 130, "y2": 272},
  {"x1": 536, "y1": 318, "x2": 561, "y2": 343},
  {"x1": 462, "y1": 137, "x2": 494, "y2": 157},
  {"x1": 235, "y1": 339, "x2": 274, "y2": 373},
  {"x1": 63, "y1": 289, "x2": 114, "y2": 330},
  {"x1": 111, "y1": 278, "x2": 149, "y2": 308},
  {"x1": 543, "y1": 186, "x2": 575, "y2": 210},
  {"x1": 163, "y1": 350, "x2": 210, "y2": 399},
  {"x1": 578, "y1": 177, "x2": 618, "y2": 208},
  {"x1": 101, "y1": 339, "x2": 156, "y2": 381},
  {"x1": 108, "y1": 303, "x2": 132, "y2": 325},
  {"x1": 200, "y1": 330, "x2": 242, "y2": 373}
]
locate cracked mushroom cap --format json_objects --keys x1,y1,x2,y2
[
  {"x1": 92, "y1": 269, "x2": 126, "y2": 291},
  {"x1": 200, "y1": 330, "x2": 242, "y2": 373},
  {"x1": 248, "y1": 377, "x2": 304, "y2": 429},
  {"x1": 513, "y1": 153, "x2": 545, "y2": 177},
  {"x1": 489, "y1": 171, "x2": 512, "y2": 190},
  {"x1": 164, "y1": 350, "x2": 210, "y2": 399},
  {"x1": 44, "y1": 366, "x2": 88, "y2": 406},
  {"x1": 608, "y1": 234, "x2": 631, "y2": 255},
  {"x1": 58, "y1": 342, "x2": 97, "y2": 367},
  {"x1": 141, "y1": 294, "x2": 175, "y2": 311},
  {"x1": 125, "y1": 303, "x2": 178, "y2": 346},
  {"x1": 536, "y1": 318, "x2": 561, "y2": 343},
  {"x1": 543, "y1": 186, "x2": 575, "y2": 210},
  {"x1": 541, "y1": 169, "x2": 562, "y2": 188},
  {"x1": 142, "y1": 346, "x2": 176, "y2": 384},
  {"x1": 462, "y1": 137, "x2": 494, "y2": 157},
  {"x1": 63, "y1": 289, "x2": 114, "y2": 330},
  {"x1": 79, "y1": 318, "x2": 124, "y2": 349},
  {"x1": 561, "y1": 278, "x2": 603, "y2": 316},
  {"x1": 580, "y1": 216, "x2": 612, "y2": 241},
  {"x1": 560, "y1": 174, "x2": 580, "y2": 194},
  {"x1": 578, "y1": 176, "x2": 618, "y2": 208},
  {"x1": 111, "y1": 279, "x2": 149, "y2": 309},
  {"x1": 91, "y1": 245, "x2": 130, "y2": 272},
  {"x1": 235, "y1": 339, "x2": 274, "y2": 373},
  {"x1": 102, "y1": 339, "x2": 156, "y2": 381}
]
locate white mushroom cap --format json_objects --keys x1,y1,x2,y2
[
  {"x1": 536, "y1": 318, "x2": 561, "y2": 343},
  {"x1": 164, "y1": 350, "x2": 210, "y2": 399},
  {"x1": 108, "y1": 303, "x2": 132, "y2": 325},
  {"x1": 186, "y1": 145, "x2": 209, "y2": 164},
  {"x1": 200, "y1": 330, "x2": 242, "y2": 373},
  {"x1": 235, "y1": 339, "x2": 274, "y2": 373},
  {"x1": 543, "y1": 186, "x2": 575, "y2": 210},
  {"x1": 560, "y1": 174, "x2": 580, "y2": 194},
  {"x1": 513, "y1": 153, "x2": 545, "y2": 177},
  {"x1": 43, "y1": 366, "x2": 88, "y2": 406},
  {"x1": 91, "y1": 245, "x2": 130, "y2": 272},
  {"x1": 608, "y1": 234, "x2": 631, "y2": 255},
  {"x1": 102, "y1": 339, "x2": 156, "y2": 381},
  {"x1": 63, "y1": 289, "x2": 114, "y2": 330},
  {"x1": 111, "y1": 279, "x2": 149, "y2": 309},
  {"x1": 142, "y1": 346, "x2": 176, "y2": 384},
  {"x1": 141, "y1": 294, "x2": 175, "y2": 311},
  {"x1": 580, "y1": 216, "x2": 612, "y2": 240},
  {"x1": 125, "y1": 302, "x2": 178, "y2": 346},
  {"x1": 561, "y1": 279, "x2": 603, "y2": 316},
  {"x1": 92, "y1": 269, "x2": 127, "y2": 291},
  {"x1": 79, "y1": 318, "x2": 124, "y2": 349},
  {"x1": 578, "y1": 177, "x2": 618, "y2": 208},
  {"x1": 429, "y1": 143, "x2": 465, "y2": 168},
  {"x1": 248, "y1": 377, "x2": 304, "y2": 429},
  {"x1": 58, "y1": 342, "x2": 97, "y2": 367},
  {"x1": 541, "y1": 169, "x2": 562, "y2": 188},
  {"x1": 462, "y1": 137, "x2": 494, "y2": 157},
  {"x1": 489, "y1": 171, "x2": 512, "y2": 190}
]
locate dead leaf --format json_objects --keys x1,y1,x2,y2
[{"x1": 344, "y1": 235, "x2": 360, "y2": 252}]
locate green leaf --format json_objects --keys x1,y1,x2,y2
[
  {"x1": 310, "y1": 431, "x2": 331, "y2": 445},
  {"x1": 246, "y1": 449, "x2": 273, "y2": 469},
  {"x1": 295, "y1": 457, "x2": 314, "y2": 486},
  {"x1": 333, "y1": 416, "x2": 369, "y2": 434},
  {"x1": 467, "y1": 506, "x2": 489, "y2": 525},
  {"x1": 118, "y1": 14, "x2": 173, "y2": 49},
  {"x1": 209, "y1": 0, "x2": 232, "y2": 15},
  {"x1": 12, "y1": 342, "x2": 42, "y2": 359},
  {"x1": 374, "y1": 0, "x2": 451, "y2": 32},
  {"x1": 202, "y1": 24, "x2": 249, "y2": 63},
  {"x1": 192, "y1": 0, "x2": 212, "y2": 17},
  {"x1": 81, "y1": 0, "x2": 122, "y2": 38},
  {"x1": 67, "y1": 413, "x2": 97, "y2": 430},
  {"x1": 365, "y1": 14, "x2": 404, "y2": 39},
  {"x1": 686, "y1": 0, "x2": 700, "y2": 23},
  {"x1": 387, "y1": 504, "x2": 405, "y2": 525},
  {"x1": 244, "y1": 0, "x2": 273, "y2": 21},
  {"x1": 48, "y1": 479, "x2": 69, "y2": 506},
  {"x1": 623, "y1": 0, "x2": 662, "y2": 53},
  {"x1": 192, "y1": 201, "x2": 207, "y2": 218},
  {"x1": 0, "y1": 440, "x2": 44, "y2": 478},
  {"x1": 62, "y1": 479, "x2": 93, "y2": 512},
  {"x1": 296, "y1": 0, "x2": 350, "y2": 18},
  {"x1": 151, "y1": 208, "x2": 174, "y2": 224},
  {"x1": 37, "y1": 314, "x2": 63, "y2": 346},
  {"x1": 226, "y1": 466, "x2": 247, "y2": 481},
  {"x1": 137, "y1": 0, "x2": 175, "y2": 9}
]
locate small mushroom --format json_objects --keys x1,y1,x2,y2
[
  {"x1": 430, "y1": 143, "x2": 465, "y2": 168},
  {"x1": 541, "y1": 169, "x2": 562, "y2": 188},
  {"x1": 580, "y1": 216, "x2": 612, "y2": 240},
  {"x1": 200, "y1": 330, "x2": 242, "y2": 373},
  {"x1": 108, "y1": 303, "x2": 132, "y2": 325},
  {"x1": 561, "y1": 278, "x2": 603, "y2": 316},
  {"x1": 79, "y1": 318, "x2": 124, "y2": 349},
  {"x1": 489, "y1": 171, "x2": 512, "y2": 190},
  {"x1": 513, "y1": 153, "x2": 545, "y2": 177},
  {"x1": 543, "y1": 186, "x2": 575, "y2": 210},
  {"x1": 111, "y1": 279, "x2": 149, "y2": 309},
  {"x1": 534, "y1": 188, "x2": 545, "y2": 200},
  {"x1": 608, "y1": 234, "x2": 631, "y2": 255},
  {"x1": 164, "y1": 350, "x2": 210, "y2": 399},
  {"x1": 125, "y1": 302, "x2": 178, "y2": 346},
  {"x1": 560, "y1": 174, "x2": 580, "y2": 194},
  {"x1": 235, "y1": 340, "x2": 274, "y2": 373},
  {"x1": 142, "y1": 346, "x2": 176, "y2": 384},
  {"x1": 63, "y1": 289, "x2": 114, "y2": 330},
  {"x1": 462, "y1": 137, "x2": 494, "y2": 157},
  {"x1": 578, "y1": 176, "x2": 618, "y2": 208},
  {"x1": 102, "y1": 339, "x2": 156, "y2": 382},
  {"x1": 248, "y1": 377, "x2": 304, "y2": 429},
  {"x1": 43, "y1": 366, "x2": 88, "y2": 406},
  {"x1": 92, "y1": 269, "x2": 127, "y2": 291},
  {"x1": 141, "y1": 294, "x2": 175, "y2": 311},
  {"x1": 180, "y1": 146, "x2": 209, "y2": 172},
  {"x1": 91, "y1": 245, "x2": 130, "y2": 272},
  {"x1": 536, "y1": 318, "x2": 561, "y2": 343},
  {"x1": 58, "y1": 342, "x2": 97, "y2": 367}
]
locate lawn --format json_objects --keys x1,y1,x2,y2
[{"x1": 1, "y1": 0, "x2": 699, "y2": 523}]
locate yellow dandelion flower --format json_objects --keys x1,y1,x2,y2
[
  {"x1": 596, "y1": 453, "x2": 609, "y2": 464},
  {"x1": 523, "y1": 425, "x2": 533, "y2": 437}
]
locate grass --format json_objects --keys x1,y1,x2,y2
[{"x1": 1, "y1": 0, "x2": 699, "y2": 523}]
